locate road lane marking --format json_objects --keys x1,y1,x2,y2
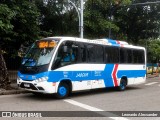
[
  {"x1": 64, "y1": 99, "x2": 129, "y2": 120},
  {"x1": 145, "y1": 82, "x2": 158, "y2": 86},
  {"x1": 64, "y1": 99, "x2": 103, "y2": 111}
]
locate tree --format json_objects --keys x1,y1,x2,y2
[
  {"x1": 147, "y1": 39, "x2": 160, "y2": 63},
  {"x1": 0, "y1": 0, "x2": 40, "y2": 89},
  {"x1": 114, "y1": 0, "x2": 160, "y2": 44},
  {"x1": 11, "y1": 0, "x2": 40, "y2": 51},
  {"x1": 0, "y1": 0, "x2": 40, "y2": 55},
  {"x1": 35, "y1": 0, "x2": 79, "y2": 37},
  {"x1": 0, "y1": 4, "x2": 15, "y2": 89},
  {"x1": 84, "y1": 0, "x2": 131, "y2": 39},
  {"x1": 146, "y1": 39, "x2": 160, "y2": 74}
]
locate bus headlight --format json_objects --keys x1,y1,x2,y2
[{"x1": 35, "y1": 77, "x2": 48, "y2": 83}]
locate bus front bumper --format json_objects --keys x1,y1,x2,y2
[{"x1": 17, "y1": 79, "x2": 58, "y2": 94}]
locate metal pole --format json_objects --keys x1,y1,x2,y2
[
  {"x1": 68, "y1": 0, "x2": 81, "y2": 33},
  {"x1": 108, "y1": 0, "x2": 111, "y2": 39},
  {"x1": 80, "y1": 0, "x2": 83, "y2": 38}
]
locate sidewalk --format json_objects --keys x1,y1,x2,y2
[
  {"x1": 147, "y1": 73, "x2": 160, "y2": 78},
  {"x1": 0, "y1": 80, "x2": 30, "y2": 95},
  {"x1": 0, "y1": 70, "x2": 30, "y2": 95}
]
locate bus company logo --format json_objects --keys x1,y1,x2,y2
[
  {"x1": 2, "y1": 112, "x2": 11, "y2": 117},
  {"x1": 76, "y1": 73, "x2": 89, "y2": 78},
  {"x1": 26, "y1": 76, "x2": 29, "y2": 79}
]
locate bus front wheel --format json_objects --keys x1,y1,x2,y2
[{"x1": 56, "y1": 83, "x2": 69, "y2": 99}]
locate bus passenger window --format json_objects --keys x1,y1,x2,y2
[
  {"x1": 52, "y1": 41, "x2": 78, "y2": 69},
  {"x1": 105, "y1": 46, "x2": 119, "y2": 63},
  {"x1": 76, "y1": 43, "x2": 86, "y2": 63},
  {"x1": 81, "y1": 47, "x2": 86, "y2": 62},
  {"x1": 63, "y1": 49, "x2": 75, "y2": 62},
  {"x1": 133, "y1": 50, "x2": 144, "y2": 64},
  {"x1": 95, "y1": 45, "x2": 104, "y2": 63}
]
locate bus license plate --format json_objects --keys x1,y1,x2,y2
[{"x1": 24, "y1": 83, "x2": 30, "y2": 88}]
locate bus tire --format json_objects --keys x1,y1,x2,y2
[
  {"x1": 56, "y1": 83, "x2": 69, "y2": 99},
  {"x1": 118, "y1": 78, "x2": 127, "y2": 91}
]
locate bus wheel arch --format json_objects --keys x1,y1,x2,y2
[
  {"x1": 56, "y1": 80, "x2": 72, "y2": 99},
  {"x1": 118, "y1": 76, "x2": 127, "y2": 91}
]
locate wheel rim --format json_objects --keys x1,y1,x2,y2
[
  {"x1": 58, "y1": 86, "x2": 67, "y2": 96},
  {"x1": 120, "y1": 81, "x2": 126, "y2": 90}
]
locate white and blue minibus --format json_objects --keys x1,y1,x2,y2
[{"x1": 17, "y1": 37, "x2": 146, "y2": 98}]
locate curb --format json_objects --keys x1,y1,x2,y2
[
  {"x1": 0, "y1": 89, "x2": 30, "y2": 95},
  {"x1": 147, "y1": 75, "x2": 159, "y2": 78},
  {"x1": 0, "y1": 83, "x2": 31, "y2": 95}
]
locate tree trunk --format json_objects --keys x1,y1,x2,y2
[
  {"x1": 151, "y1": 63, "x2": 154, "y2": 75},
  {"x1": 0, "y1": 48, "x2": 11, "y2": 89}
]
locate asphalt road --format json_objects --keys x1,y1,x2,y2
[{"x1": 0, "y1": 77, "x2": 160, "y2": 120}]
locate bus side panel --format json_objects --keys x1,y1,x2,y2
[
  {"x1": 72, "y1": 80, "x2": 92, "y2": 91},
  {"x1": 54, "y1": 64, "x2": 114, "y2": 90},
  {"x1": 134, "y1": 77, "x2": 146, "y2": 84},
  {"x1": 117, "y1": 64, "x2": 146, "y2": 85},
  {"x1": 91, "y1": 79, "x2": 105, "y2": 89},
  {"x1": 50, "y1": 64, "x2": 146, "y2": 92}
]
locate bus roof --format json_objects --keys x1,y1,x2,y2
[{"x1": 39, "y1": 36, "x2": 145, "y2": 50}]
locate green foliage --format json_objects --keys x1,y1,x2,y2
[
  {"x1": 0, "y1": 0, "x2": 40, "y2": 57},
  {"x1": 0, "y1": 0, "x2": 160, "y2": 59},
  {"x1": 11, "y1": 0, "x2": 40, "y2": 43},
  {"x1": 0, "y1": 4, "x2": 15, "y2": 35},
  {"x1": 35, "y1": 0, "x2": 79, "y2": 37},
  {"x1": 147, "y1": 39, "x2": 160, "y2": 63},
  {"x1": 84, "y1": 0, "x2": 131, "y2": 39},
  {"x1": 114, "y1": 0, "x2": 160, "y2": 44}
]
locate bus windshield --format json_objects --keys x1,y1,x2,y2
[{"x1": 22, "y1": 40, "x2": 58, "y2": 67}]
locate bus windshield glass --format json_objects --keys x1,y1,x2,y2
[{"x1": 22, "y1": 40, "x2": 58, "y2": 67}]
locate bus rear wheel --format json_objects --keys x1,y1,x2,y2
[
  {"x1": 56, "y1": 83, "x2": 69, "y2": 99},
  {"x1": 118, "y1": 78, "x2": 127, "y2": 91}
]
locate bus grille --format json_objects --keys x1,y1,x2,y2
[{"x1": 20, "y1": 83, "x2": 38, "y2": 90}]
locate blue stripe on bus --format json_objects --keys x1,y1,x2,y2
[
  {"x1": 102, "y1": 64, "x2": 114, "y2": 87},
  {"x1": 18, "y1": 65, "x2": 146, "y2": 87},
  {"x1": 107, "y1": 39, "x2": 117, "y2": 44},
  {"x1": 117, "y1": 70, "x2": 146, "y2": 78},
  {"x1": 105, "y1": 39, "x2": 120, "y2": 46},
  {"x1": 18, "y1": 71, "x2": 49, "y2": 80}
]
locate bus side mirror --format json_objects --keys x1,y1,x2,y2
[{"x1": 63, "y1": 46, "x2": 68, "y2": 53}]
